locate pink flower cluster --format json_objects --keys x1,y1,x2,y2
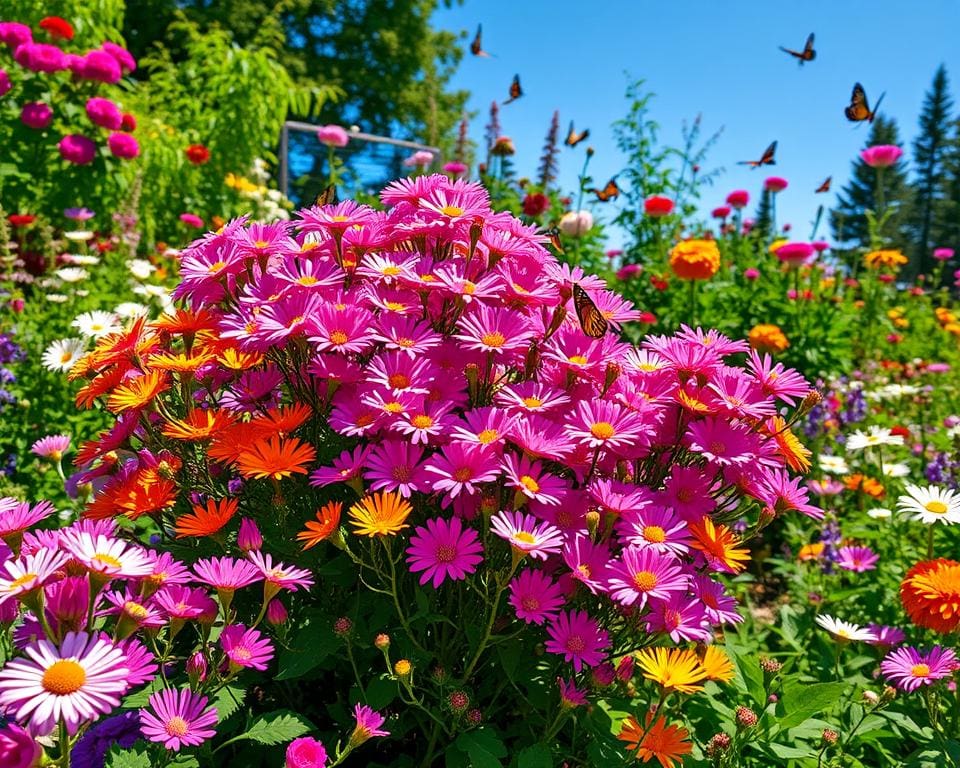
[{"x1": 172, "y1": 174, "x2": 820, "y2": 672}]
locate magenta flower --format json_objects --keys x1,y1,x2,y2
[
  {"x1": 140, "y1": 687, "x2": 218, "y2": 750},
  {"x1": 933, "y1": 247, "x2": 954, "y2": 261},
  {"x1": 406, "y1": 517, "x2": 483, "y2": 588},
  {"x1": 692, "y1": 574, "x2": 743, "y2": 626},
  {"x1": 491, "y1": 510, "x2": 564, "y2": 560},
  {"x1": 286, "y1": 736, "x2": 328, "y2": 767},
  {"x1": 775, "y1": 241, "x2": 815, "y2": 268},
  {"x1": 30, "y1": 434, "x2": 70, "y2": 460},
  {"x1": 85, "y1": 97, "x2": 123, "y2": 130},
  {"x1": 764, "y1": 176, "x2": 788, "y2": 193},
  {"x1": 423, "y1": 442, "x2": 500, "y2": 501},
  {"x1": 861, "y1": 144, "x2": 903, "y2": 168},
  {"x1": 617, "y1": 506, "x2": 691, "y2": 555},
  {"x1": 117, "y1": 637, "x2": 158, "y2": 687},
  {"x1": 454, "y1": 304, "x2": 535, "y2": 356},
  {"x1": 220, "y1": 624, "x2": 275, "y2": 671},
  {"x1": 865, "y1": 624, "x2": 906, "y2": 649},
  {"x1": 403, "y1": 150, "x2": 435, "y2": 168},
  {"x1": 192, "y1": 556, "x2": 262, "y2": 590},
  {"x1": 247, "y1": 550, "x2": 314, "y2": 593},
  {"x1": 101, "y1": 42, "x2": 136, "y2": 74},
  {"x1": 836, "y1": 545, "x2": 879, "y2": 573},
  {"x1": 726, "y1": 189, "x2": 749, "y2": 208},
  {"x1": 605, "y1": 546, "x2": 688, "y2": 608},
  {"x1": 0, "y1": 548, "x2": 69, "y2": 603},
  {"x1": 711, "y1": 205, "x2": 731, "y2": 219},
  {"x1": 0, "y1": 69, "x2": 10, "y2": 97},
  {"x1": 557, "y1": 677, "x2": 587, "y2": 707},
  {"x1": 308, "y1": 302, "x2": 376, "y2": 354},
  {"x1": 179, "y1": 213, "x2": 204, "y2": 228},
  {"x1": 20, "y1": 102, "x2": 52, "y2": 130},
  {"x1": 443, "y1": 160, "x2": 468, "y2": 175},
  {"x1": 0, "y1": 22, "x2": 32, "y2": 49},
  {"x1": 349, "y1": 703, "x2": 389, "y2": 746},
  {"x1": 502, "y1": 453, "x2": 566, "y2": 506},
  {"x1": 0, "y1": 497, "x2": 55, "y2": 537},
  {"x1": 562, "y1": 534, "x2": 610, "y2": 595},
  {"x1": 317, "y1": 124, "x2": 349, "y2": 147},
  {"x1": 564, "y1": 399, "x2": 652, "y2": 454},
  {"x1": 645, "y1": 595, "x2": 711, "y2": 642},
  {"x1": 14, "y1": 42, "x2": 67, "y2": 73},
  {"x1": 881, "y1": 646, "x2": 957, "y2": 692},
  {"x1": 58, "y1": 134, "x2": 97, "y2": 165},
  {"x1": 107, "y1": 132, "x2": 139, "y2": 159},
  {"x1": 685, "y1": 418, "x2": 757, "y2": 466},
  {"x1": 544, "y1": 609, "x2": 609, "y2": 672},
  {"x1": 155, "y1": 585, "x2": 216, "y2": 621},
  {"x1": 75, "y1": 50, "x2": 121, "y2": 83},
  {"x1": 0, "y1": 723, "x2": 41, "y2": 768},
  {"x1": 508, "y1": 569, "x2": 565, "y2": 624}
]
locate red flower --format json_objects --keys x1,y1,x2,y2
[
  {"x1": 643, "y1": 195, "x2": 675, "y2": 218},
  {"x1": 7, "y1": 214, "x2": 36, "y2": 228},
  {"x1": 638, "y1": 311, "x2": 657, "y2": 324},
  {"x1": 521, "y1": 193, "x2": 549, "y2": 217},
  {"x1": 711, "y1": 206, "x2": 731, "y2": 219},
  {"x1": 726, "y1": 190, "x2": 749, "y2": 209},
  {"x1": 890, "y1": 425, "x2": 911, "y2": 439},
  {"x1": 650, "y1": 275, "x2": 669, "y2": 291},
  {"x1": 39, "y1": 16, "x2": 74, "y2": 41},
  {"x1": 185, "y1": 144, "x2": 211, "y2": 165},
  {"x1": 120, "y1": 113, "x2": 137, "y2": 132}
]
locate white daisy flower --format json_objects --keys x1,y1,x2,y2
[
  {"x1": 882, "y1": 462, "x2": 910, "y2": 478},
  {"x1": 45, "y1": 294, "x2": 68, "y2": 304},
  {"x1": 846, "y1": 427, "x2": 905, "y2": 452},
  {"x1": 71, "y1": 310, "x2": 120, "y2": 339},
  {"x1": 126, "y1": 259, "x2": 156, "y2": 280},
  {"x1": 41, "y1": 338, "x2": 87, "y2": 372},
  {"x1": 947, "y1": 425, "x2": 960, "y2": 440},
  {"x1": 63, "y1": 230, "x2": 94, "y2": 242},
  {"x1": 62, "y1": 254, "x2": 100, "y2": 266},
  {"x1": 75, "y1": 289, "x2": 89, "y2": 298},
  {"x1": 55, "y1": 267, "x2": 89, "y2": 283},
  {"x1": 867, "y1": 508, "x2": 893, "y2": 519},
  {"x1": 815, "y1": 614, "x2": 877, "y2": 643},
  {"x1": 896, "y1": 484, "x2": 960, "y2": 525},
  {"x1": 114, "y1": 302, "x2": 149, "y2": 319},
  {"x1": 818, "y1": 455, "x2": 849, "y2": 475}
]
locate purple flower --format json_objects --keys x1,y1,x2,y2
[
  {"x1": 881, "y1": 646, "x2": 956, "y2": 691},
  {"x1": 72, "y1": 711, "x2": 140, "y2": 768},
  {"x1": 836, "y1": 545, "x2": 879, "y2": 573},
  {"x1": 64, "y1": 208, "x2": 95, "y2": 222}
]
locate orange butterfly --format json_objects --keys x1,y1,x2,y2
[
  {"x1": 540, "y1": 226, "x2": 564, "y2": 254},
  {"x1": 573, "y1": 284, "x2": 608, "y2": 338},
  {"x1": 780, "y1": 33, "x2": 815, "y2": 64},
  {"x1": 737, "y1": 141, "x2": 777, "y2": 169},
  {"x1": 815, "y1": 176, "x2": 832, "y2": 194},
  {"x1": 845, "y1": 83, "x2": 885, "y2": 123},
  {"x1": 313, "y1": 184, "x2": 338, "y2": 207},
  {"x1": 469, "y1": 24, "x2": 490, "y2": 57},
  {"x1": 591, "y1": 178, "x2": 620, "y2": 203},
  {"x1": 503, "y1": 74, "x2": 522, "y2": 104},
  {"x1": 565, "y1": 121, "x2": 590, "y2": 147}
]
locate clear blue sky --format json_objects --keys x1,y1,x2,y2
[{"x1": 432, "y1": 0, "x2": 960, "y2": 248}]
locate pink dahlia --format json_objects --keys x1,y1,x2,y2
[
  {"x1": 220, "y1": 624, "x2": 274, "y2": 671},
  {"x1": 58, "y1": 135, "x2": 97, "y2": 165},
  {"x1": 861, "y1": 144, "x2": 902, "y2": 168},
  {"x1": 726, "y1": 189, "x2": 749, "y2": 208},
  {"x1": 107, "y1": 132, "x2": 139, "y2": 159},
  {"x1": 0, "y1": 22, "x2": 32, "y2": 49},
  {"x1": 14, "y1": 43, "x2": 67, "y2": 73},
  {"x1": 775, "y1": 241, "x2": 815, "y2": 268},
  {"x1": 508, "y1": 569, "x2": 565, "y2": 624},
  {"x1": 20, "y1": 102, "x2": 52, "y2": 130},
  {"x1": 286, "y1": 736, "x2": 328, "y2": 767},
  {"x1": 140, "y1": 687, "x2": 218, "y2": 750},
  {"x1": 85, "y1": 97, "x2": 123, "y2": 130},
  {"x1": 406, "y1": 517, "x2": 483, "y2": 588},
  {"x1": 933, "y1": 247, "x2": 954, "y2": 261},
  {"x1": 75, "y1": 50, "x2": 121, "y2": 83},
  {"x1": 544, "y1": 609, "x2": 609, "y2": 672}
]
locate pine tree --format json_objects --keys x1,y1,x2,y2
[
  {"x1": 537, "y1": 111, "x2": 561, "y2": 189},
  {"x1": 753, "y1": 189, "x2": 774, "y2": 241},
  {"x1": 910, "y1": 65, "x2": 954, "y2": 273},
  {"x1": 830, "y1": 116, "x2": 911, "y2": 249},
  {"x1": 935, "y1": 118, "x2": 960, "y2": 265}
]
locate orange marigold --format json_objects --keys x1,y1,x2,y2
[
  {"x1": 864, "y1": 249, "x2": 908, "y2": 271},
  {"x1": 106, "y1": 370, "x2": 169, "y2": 413},
  {"x1": 668, "y1": 239, "x2": 721, "y2": 280},
  {"x1": 843, "y1": 473, "x2": 885, "y2": 499},
  {"x1": 236, "y1": 436, "x2": 316, "y2": 480},
  {"x1": 162, "y1": 409, "x2": 236, "y2": 441},
  {"x1": 748, "y1": 323, "x2": 790, "y2": 354},
  {"x1": 297, "y1": 501, "x2": 343, "y2": 549},
  {"x1": 618, "y1": 713, "x2": 692, "y2": 768},
  {"x1": 689, "y1": 517, "x2": 750, "y2": 574},
  {"x1": 901, "y1": 558, "x2": 960, "y2": 634},
  {"x1": 174, "y1": 497, "x2": 238, "y2": 538}
]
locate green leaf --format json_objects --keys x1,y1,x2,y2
[
  {"x1": 445, "y1": 745, "x2": 471, "y2": 768},
  {"x1": 121, "y1": 677, "x2": 165, "y2": 708},
  {"x1": 724, "y1": 641, "x2": 767, "y2": 707},
  {"x1": 455, "y1": 727, "x2": 507, "y2": 768},
  {"x1": 232, "y1": 710, "x2": 313, "y2": 746},
  {"x1": 517, "y1": 744, "x2": 553, "y2": 768},
  {"x1": 777, "y1": 681, "x2": 846, "y2": 729},
  {"x1": 364, "y1": 676, "x2": 397, "y2": 709},
  {"x1": 172, "y1": 757, "x2": 201, "y2": 768},
  {"x1": 766, "y1": 743, "x2": 815, "y2": 759},
  {"x1": 212, "y1": 684, "x2": 246, "y2": 723},
  {"x1": 105, "y1": 745, "x2": 152, "y2": 768},
  {"x1": 276, "y1": 621, "x2": 339, "y2": 680}
]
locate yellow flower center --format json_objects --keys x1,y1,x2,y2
[
  {"x1": 411, "y1": 415, "x2": 434, "y2": 429},
  {"x1": 92, "y1": 552, "x2": 122, "y2": 570},
  {"x1": 397, "y1": 337, "x2": 415, "y2": 348},
  {"x1": 590, "y1": 422, "x2": 615, "y2": 440},
  {"x1": 441, "y1": 205, "x2": 464, "y2": 217},
  {"x1": 254, "y1": 240, "x2": 269, "y2": 248},
  {"x1": 42, "y1": 659, "x2": 86, "y2": 695},
  {"x1": 453, "y1": 467, "x2": 473, "y2": 482},
  {"x1": 925, "y1": 501, "x2": 948, "y2": 514},
  {"x1": 331, "y1": 215, "x2": 349, "y2": 222},
  {"x1": 568, "y1": 355, "x2": 588, "y2": 365},
  {"x1": 388, "y1": 373, "x2": 411, "y2": 389},
  {"x1": 124, "y1": 601, "x2": 149, "y2": 620},
  {"x1": 911, "y1": 663, "x2": 931, "y2": 677},
  {"x1": 382, "y1": 265, "x2": 401, "y2": 276},
  {"x1": 9, "y1": 573, "x2": 37, "y2": 590},
  {"x1": 477, "y1": 429, "x2": 499, "y2": 444},
  {"x1": 643, "y1": 525, "x2": 666, "y2": 543},
  {"x1": 481, "y1": 331, "x2": 506, "y2": 348},
  {"x1": 513, "y1": 531, "x2": 537, "y2": 545},
  {"x1": 522, "y1": 397, "x2": 542, "y2": 408},
  {"x1": 383, "y1": 402, "x2": 404, "y2": 413},
  {"x1": 296, "y1": 276, "x2": 318, "y2": 286},
  {"x1": 206, "y1": 260, "x2": 227, "y2": 274},
  {"x1": 385, "y1": 301, "x2": 406, "y2": 312},
  {"x1": 60, "y1": 351, "x2": 74, "y2": 364},
  {"x1": 519, "y1": 475, "x2": 540, "y2": 493},
  {"x1": 165, "y1": 716, "x2": 190, "y2": 737},
  {"x1": 329, "y1": 330, "x2": 349, "y2": 346},
  {"x1": 633, "y1": 570, "x2": 658, "y2": 591}
]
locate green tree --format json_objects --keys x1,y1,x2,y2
[
  {"x1": 936, "y1": 118, "x2": 960, "y2": 266},
  {"x1": 909, "y1": 65, "x2": 954, "y2": 273},
  {"x1": 830, "y1": 116, "x2": 911, "y2": 250}
]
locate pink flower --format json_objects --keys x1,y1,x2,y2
[
  {"x1": 605, "y1": 546, "x2": 688, "y2": 608},
  {"x1": 443, "y1": 160, "x2": 468, "y2": 175},
  {"x1": 0, "y1": 69, "x2": 10, "y2": 97},
  {"x1": 454, "y1": 304, "x2": 534, "y2": 356},
  {"x1": 711, "y1": 205, "x2": 731, "y2": 219},
  {"x1": 140, "y1": 687, "x2": 218, "y2": 750},
  {"x1": 616, "y1": 263, "x2": 643, "y2": 281},
  {"x1": 220, "y1": 624, "x2": 275, "y2": 670},
  {"x1": 13, "y1": 43, "x2": 67, "y2": 73},
  {"x1": 774, "y1": 241, "x2": 815, "y2": 268},
  {"x1": 192, "y1": 556, "x2": 262, "y2": 590},
  {"x1": 406, "y1": 516, "x2": 483, "y2": 588},
  {"x1": 764, "y1": 176, "x2": 788, "y2": 193},
  {"x1": 349, "y1": 703, "x2": 389, "y2": 746},
  {"x1": 58, "y1": 135, "x2": 96, "y2": 165},
  {"x1": 364, "y1": 440, "x2": 431, "y2": 497},
  {"x1": 317, "y1": 124, "x2": 349, "y2": 147},
  {"x1": 881, "y1": 646, "x2": 956, "y2": 692},
  {"x1": 685, "y1": 418, "x2": 757, "y2": 466},
  {"x1": 20, "y1": 102, "x2": 52, "y2": 130},
  {"x1": 246, "y1": 550, "x2": 314, "y2": 593},
  {"x1": 101, "y1": 42, "x2": 136, "y2": 74},
  {"x1": 179, "y1": 213, "x2": 204, "y2": 228},
  {"x1": 0, "y1": 22, "x2": 32, "y2": 49},
  {"x1": 933, "y1": 247, "x2": 954, "y2": 261},
  {"x1": 491, "y1": 510, "x2": 564, "y2": 560},
  {"x1": 286, "y1": 736, "x2": 328, "y2": 768},
  {"x1": 0, "y1": 723, "x2": 41, "y2": 768},
  {"x1": 812, "y1": 240, "x2": 830, "y2": 253},
  {"x1": 836, "y1": 545, "x2": 879, "y2": 573},
  {"x1": 30, "y1": 434, "x2": 70, "y2": 460},
  {"x1": 0, "y1": 498, "x2": 55, "y2": 537},
  {"x1": 726, "y1": 189, "x2": 749, "y2": 208},
  {"x1": 544, "y1": 609, "x2": 609, "y2": 672},
  {"x1": 744, "y1": 267, "x2": 760, "y2": 280},
  {"x1": 557, "y1": 677, "x2": 587, "y2": 707},
  {"x1": 85, "y1": 97, "x2": 122, "y2": 130},
  {"x1": 861, "y1": 144, "x2": 902, "y2": 168},
  {"x1": 403, "y1": 150, "x2": 435, "y2": 168},
  {"x1": 75, "y1": 50, "x2": 121, "y2": 83},
  {"x1": 508, "y1": 569, "x2": 565, "y2": 624},
  {"x1": 107, "y1": 132, "x2": 139, "y2": 159}
]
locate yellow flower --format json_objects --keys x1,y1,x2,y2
[
  {"x1": 348, "y1": 491, "x2": 412, "y2": 537},
  {"x1": 864, "y1": 249, "x2": 908, "y2": 270},
  {"x1": 769, "y1": 238, "x2": 788, "y2": 254},
  {"x1": 766, "y1": 416, "x2": 811, "y2": 473},
  {"x1": 748, "y1": 323, "x2": 789, "y2": 354},
  {"x1": 669, "y1": 239, "x2": 721, "y2": 280},
  {"x1": 634, "y1": 647, "x2": 707, "y2": 694},
  {"x1": 699, "y1": 645, "x2": 735, "y2": 682}
]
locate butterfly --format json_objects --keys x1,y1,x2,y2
[
  {"x1": 815, "y1": 176, "x2": 832, "y2": 194},
  {"x1": 737, "y1": 141, "x2": 777, "y2": 169},
  {"x1": 779, "y1": 33, "x2": 816, "y2": 64},
  {"x1": 590, "y1": 178, "x2": 620, "y2": 203},
  {"x1": 469, "y1": 24, "x2": 490, "y2": 57},
  {"x1": 573, "y1": 283, "x2": 608, "y2": 338},
  {"x1": 540, "y1": 226, "x2": 564, "y2": 254},
  {"x1": 503, "y1": 74, "x2": 523, "y2": 104},
  {"x1": 313, "y1": 184, "x2": 338, "y2": 207},
  {"x1": 565, "y1": 121, "x2": 590, "y2": 147},
  {"x1": 845, "y1": 83, "x2": 885, "y2": 123}
]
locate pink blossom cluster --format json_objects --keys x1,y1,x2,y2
[{"x1": 171, "y1": 174, "x2": 821, "y2": 671}]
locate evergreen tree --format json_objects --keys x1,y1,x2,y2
[
  {"x1": 753, "y1": 189, "x2": 773, "y2": 241},
  {"x1": 910, "y1": 65, "x2": 954, "y2": 273},
  {"x1": 537, "y1": 111, "x2": 561, "y2": 189},
  {"x1": 830, "y1": 116, "x2": 911, "y2": 249},
  {"x1": 935, "y1": 118, "x2": 960, "y2": 266}
]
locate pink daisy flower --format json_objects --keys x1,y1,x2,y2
[
  {"x1": 508, "y1": 570, "x2": 565, "y2": 625},
  {"x1": 309, "y1": 446, "x2": 371, "y2": 487},
  {"x1": 370, "y1": 316, "x2": 441, "y2": 358},
  {"x1": 691, "y1": 574, "x2": 743, "y2": 625},
  {"x1": 450, "y1": 407, "x2": 517, "y2": 448},
  {"x1": 557, "y1": 677, "x2": 587, "y2": 707},
  {"x1": 685, "y1": 418, "x2": 758, "y2": 466},
  {"x1": 116, "y1": 637, "x2": 158, "y2": 686},
  {"x1": 0, "y1": 632, "x2": 129, "y2": 735},
  {"x1": 405, "y1": 517, "x2": 483, "y2": 588},
  {"x1": 588, "y1": 479, "x2": 652, "y2": 517},
  {"x1": 881, "y1": 646, "x2": 957, "y2": 692},
  {"x1": 423, "y1": 443, "x2": 500, "y2": 502},
  {"x1": 155, "y1": 586, "x2": 216, "y2": 621},
  {"x1": 562, "y1": 534, "x2": 610, "y2": 595},
  {"x1": 275, "y1": 255, "x2": 344, "y2": 293},
  {"x1": 605, "y1": 547, "x2": 688, "y2": 608},
  {"x1": 564, "y1": 400, "x2": 652, "y2": 455},
  {"x1": 616, "y1": 507, "x2": 691, "y2": 556},
  {"x1": 746, "y1": 350, "x2": 809, "y2": 405},
  {"x1": 705, "y1": 368, "x2": 775, "y2": 420},
  {"x1": 755, "y1": 468, "x2": 824, "y2": 520},
  {"x1": 140, "y1": 687, "x2": 218, "y2": 750},
  {"x1": 391, "y1": 401, "x2": 456, "y2": 445},
  {"x1": 0, "y1": 498, "x2": 55, "y2": 538},
  {"x1": 660, "y1": 466, "x2": 717, "y2": 520},
  {"x1": 544, "y1": 609, "x2": 609, "y2": 672},
  {"x1": 103, "y1": 590, "x2": 165, "y2": 630},
  {"x1": 837, "y1": 545, "x2": 879, "y2": 573},
  {"x1": 490, "y1": 511, "x2": 564, "y2": 560},
  {"x1": 30, "y1": 435, "x2": 71, "y2": 460},
  {"x1": 145, "y1": 551, "x2": 193, "y2": 589},
  {"x1": 364, "y1": 440, "x2": 431, "y2": 497},
  {"x1": 308, "y1": 302, "x2": 376, "y2": 354},
  {"x1": 0, "y1": 547, "x2": 69, "y2": 604},
  {"x1": 66, "y1": 533, "x2": 154, "y2": 580},
  {"x1": 220, "y1": 624, "x2": 274, "y2": 671},
  {"x1": 453, "y1": 304, "x2": 534, "y2": 356},
  {"x1": 366, "y1": 352, "x2": 434, "y2": 396},
  {"x1": 866, "y1": 625, "x2": 906, "y2": 649},
  {"x1": 192, "y1": 556, "x2": 262, "y2": 590},
  {"x1": 645, "y1": 595, "x2": 711, "y2": 643},
  {"x1": 502, "y1": 453, "x2": 566, "y2": 506},
  {"x1": 349, "y1": 703, "x2": 390, "y2": 746},
  {"x1": 495, "y1": 382, "x2": 571, "y2": 414},
  {"x1": 247, "y1": 551, "x2": 314, "y2": 594}
]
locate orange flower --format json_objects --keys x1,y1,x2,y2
[
  {"x1": 150, "y1": 308, "x2": 218, "y2": 336},
  {"x1": 174, "y1": 497, "x2": 238, "y2": 538},
  {"x1": 699, "y1": 645, "x2": 735, "y2": 683},
  {"x1": 669, "y1": 239, "x2": 720, "y2": 280},
  {"x1": 765, "y1": 416, "x2": 811, "y2": 473},
  {"x1": 689, "y1": 517, "x2": 750, "y2": 573},
  {"x1": 748, "y1": 323, "x2": 790, "y2": 354},
  {"x1": 85, "y1": 470, "x2": 177, "y2": 520},
  {"x1": 75, "y1": 366, "x2": 127, "y2": 409},
  {"x1": 252, "y1": 403, "x2": 313, "y2": 437},
  {"x1": 209, "y1": 422, "x2": 273, "y2": 465},
  {"x1": 148, "y1": 351, "x2": 215, "y2": 372},
  {"x1": 297, "y1": 501, "x2": 343, "y2": 549},
  {"x1": 83, "y1": 317, "x2": 158, "y2": 371},
  {"x1": 901, "y1": 558, "x2": 960, "y2": 634},
  {"x1": 236, "y1": 436, "x2": 316, "y2": 480},
  {"x1": 843, "y1": 473, "x2": 886, "y2": 499},
  {"x1": 106, "y1": 371, "x2": 169, "y2": 413},
  {"x1": 217, "y1": 347, "x2": 264, "y2": 371},
  {"x1": 162, "y1": 409, "x2": 236, "y2": 441},
  {"x1": 618, "y1": 713, "x2": 692, "y2": 768}
]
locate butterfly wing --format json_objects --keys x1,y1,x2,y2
[
  {"x1": 314, "y1": 184, "x2": 338, "y2": 207},
  {"x1": 845, "y1": 83, "x2": 871, "y2": 122},
  {"x1": 869, "y1": 91, "x2": 886, "y2": 121},
  {"x1": 779, "y1": 45, "x2": 803, "y2": 59},
  {"x1": 470, "y1": 25, "x2": 481, "y2": 55},
  {"x1": 573, "y1": 284, "x2": 608, "y2": 338},
  {"x1": 760, "y1": 141, "x2": 777, "y2": 165},
  {"x1": 541, "y1": 226, "x2": 564, "y2": 254},
  {"x1": 803, "y1": 33, "x2": 815, "y2": 59},
  {"x1": 592, "y1": 178, "x2": 620, "y2": 202},
  {"x1": 815, "y1": 176, "x2": 832, "y2": 193},
  {"x1": 565, "y1": 122, "x2": 589, "y2": 147},
  {"x1": 503, "y1": 74, "x2": 522, "y2": 103}
]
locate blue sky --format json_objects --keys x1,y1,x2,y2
[{"x1": 432, "y1": 1, "x2": 960, "y2": 248}]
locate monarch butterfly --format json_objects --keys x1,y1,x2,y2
[
  {"x1": 573, "y1": 283, "x2": 608, "y2": 338},
  {"x1": 313, "y1": 184, "x2": 338, "y2": 207},
  {"x1": 503, "y1": 74, "x2": 522, "y2": 104},
  {"x1": 591, "y1": 178, "x2": 620, "y2": 203},
  {"x1": 469, "y1": 24, "x2": 490, "y2": 57},
  {"x1": 737, "y1": 141, "x2": 777, "y2": 168},
  {"x1": 815, "y1": 176, "x2": 832, "y2": 193},
  {"x1": 565, "y1": 121, "x2": 590, "y2": 147},
  {"x1": 845, "y1": 83, "x2": 885, "y2": 123},
  {"x1": 779, "y1": 33, "x2": 815, "y2": 64},
  {"x1": 540, "y1": 226, "x2": 564, "y2": 254}
]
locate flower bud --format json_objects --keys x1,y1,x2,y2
[
  {"x1": 759, "y1": 657, "x2": 782, "y2": 674},
  {"x1": 333, "y1": 616, "x2": 353, "y2": 637},
  {"x1": 466, "y1": 708, "x2": 482, "y2": 726},
  {"x1": 862, "y1": 690, "x2": 879, "y2": 705},
  {"x1": 705, "y1": 733, "x2": 731, "y2": 757},
  {"x1": 187, "y1": 652, "x2": 207, "y2": 684},
  {"x1": 394, "y1": 659, "x2": 412, "y2": 678},
  {"x1": 266, "y1": 599, "x2": 288, "y2": 626},
  {"x1": 585, "y1": 510, "x2": 601, "y2": 538},
  {"x1": 735, "y1": 706, "x2": 758, "y2": 729},
  {"x1": 374, "y1": 633, "x2": 391, "y2": 650},
  {"x1": 237, "y1": 518, "x2": 262, "y2": 552},
  {"x1": 880, "y1": 685, "x2": 897, "y2": 705},
  {"x1": 821, "y1": 729, "x2": 838, "y2": 746},
  {"x1": 448, "y1": 690, "x2": 470, "y2": 714}
]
